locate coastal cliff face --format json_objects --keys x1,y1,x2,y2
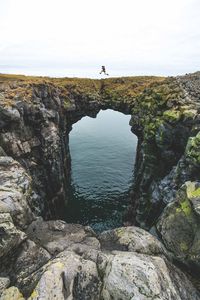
[
  {"x1": 0, "y1": 73, "x2": 199, "y2": 225},
  {"x1": 0, "y1": 72, "x2": 200, "y2": 298},
  {"x1": 0, "y1": 75, "x2": 165, "y2": 221}
]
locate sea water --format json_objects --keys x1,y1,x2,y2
[{"x1": 66, "y1": 109, "x2": 137, "y2": 232}]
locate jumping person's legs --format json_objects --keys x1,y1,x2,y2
[{"x1": 99, "y1": 69, "x2": 109, "y2": 75}]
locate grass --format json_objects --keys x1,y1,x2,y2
[{"x1": 0, "y1": 73, "x2": 166, "y2": 107}]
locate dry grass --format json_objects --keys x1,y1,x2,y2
[{"x1": 0, "y1": 73, "x2": 166, "y2": 106}]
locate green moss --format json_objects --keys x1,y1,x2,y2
[
  {"x1": 186, "y1": 182, "x2": 197, "y2": 198},
  {"x1": 30, "y1": 289, "x2": 39, "y2": 299},
  {"x1": 186, "y1": 181, "x2": 200, "y2": 200},
  {"x1": 182, "y1": 108, "x2": 197, "y2": 120},
  {"x1": 116, "y1": 228, "x2": 125, "y2": 237},
  {"x1": 180, "y1": 199, "x2": 192, "y2": 216},
  {"x1": 189, "y1": 187, "x2": 200, "y2": 198},
  {"x1": 143, "y1": 118, "x2": 163, "y2": 140},
  {"x1": 185, "y1": 133, "x2": 200, "y2": 164},
  {"x1": 0, "y1": 73, "x2": 185, "y2": 146},
  {"x1": 63, "y1": 99, "x2": 72, "y2": 109},
  {"x1": 180, "y1": 241, "x2": 189, "y2": 252},
  {"x1": 163, "y1": 109, "x2": 181, "y2": 122},
  {"x1": 176, "y1": 199, "x2": 192, "y2": 216}
]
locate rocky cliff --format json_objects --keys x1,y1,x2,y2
[{"x1": 0, "y1": 72, "x2": 200, "y2": 299}]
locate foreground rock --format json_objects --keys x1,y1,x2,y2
[
  {"x1": 26, "y1": 218, "x2": 100, "y2": 256},
  {"x1": 25, "y1": 247, "x2": 200, "y2": 300},
  {"x1": 99, "y1": 225, "x2": 167, "y2": 255},
  {"x1": 28, "y1": 251, "x2": 101, "y2": 300},
  {"x1": 1, "y1": 218, "x2": 100, "y2": 296},
  {"x1": 99, "y1": 251, "x2": 199, "y2": 300},
  {"x1": 157, "y1": 181, "x2": 200, "y2": 271},
  {"x1": 1, "y1": 286, "x2": 25, "y2": 300},
  {"x1": 1, "y1": 220, "x2": 199, "y2": 299}
]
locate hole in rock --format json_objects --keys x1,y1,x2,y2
[{"x1": 65, "y1": 109, "x2": 137, "y2": 232}]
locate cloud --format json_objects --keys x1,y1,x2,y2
[{"x1": 0, "y1": 0, "x2": 199, "y2": 77}]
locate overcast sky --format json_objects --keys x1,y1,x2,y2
[{"x1": 0, "y1": 0, "x2": 199, "y2": 78}]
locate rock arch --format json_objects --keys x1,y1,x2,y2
[
  {"x1": 0, "y1": 73, "x2": 199, "y2": 228},
  {"x1": 1, "y1": 73, "x2": 200, "y2": 298}
]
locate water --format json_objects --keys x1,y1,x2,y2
[{"x1": 66, "y1": 109, "x2": 137, "y2": 232}]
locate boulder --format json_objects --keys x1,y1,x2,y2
[
  {"x1": 0, "y1": 213, "x2": 26, "y2": 259},
  {"x1": 26, "y1": 218, "x2": 100, "y2": 256},
  {"x1": 27, "y1": 251, "x2": 101, "y2": 300},
  {"x1": 157, "y1": 181, "x2": 200, "y2": 270},
  {"x1": 98, "y1": 251, "x2": 200, "y2": 300},
  {"x1": 0, "y1": 286, "x2": 25, "y2": 300},
  {"x1": 11, "y1": 239, "x2": 51, "y2": 294},
  {"x1": 99, "y1": 226, "x2": 167, "y2": 256}
]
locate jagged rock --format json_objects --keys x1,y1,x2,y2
[
  {"x1": 0, "y1": 73, "x2": 200, "y2": 298},
  {"x1": 10, "y1": 239, "x2": 51, "y2": 294},
  {"x1": 0, "y1": 213, "x2": 26, "y2": 259},
  {"x1": 0, "y1": 277, "x2": 10, "y2": 296},
  {"x1": 1, "y1": 220, "x2": 200, "y2": 299},
  {"x1": 0, "y1": 106, "x2": 21, "y2": 129},
  {"x1": 0, "y1": 157, "x2": 36, "y2": 228},
  {"x1": 0, "y1": 73, "x2": 200, "y2": 228},
  {"x1": 0, "y1": 286, "x2": 25, "y2": 299},
  {"x1": 185, "y1": 131, "x2": 200, "y2": 169},
  {"x1": 157, "y1": 181, "x2": 200, "y2": 270},
  {"x1": 27, "y1": 251, "x2": 101, "y2": 300},
  {"x1": 98, "y1": 251, "x2": 200, "y2": 300},
  {"x1": 0, "y1": 147, "x2": 6, "y2": 156},
  {"x1": 26, "y1": 218, "x2": 100, "y2": 256},
  {"x1": 25, "y1": 246, "x2": 200, "y2": 300},
  {"x1": 99, "y1": 226, "x2": 167, "y2": 256}
]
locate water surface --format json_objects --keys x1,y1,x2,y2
[{"x1": 66, "y1": 109, "x2": 137, "y2": 232}]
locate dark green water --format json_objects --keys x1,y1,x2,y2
[{"x1": 66, "y1": 109, "x2": 137, "y2": 232}]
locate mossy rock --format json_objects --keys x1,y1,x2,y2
[
  {"x1": 163, "y1": 109, "x2": 181, "y2": 122},
  {"x1": 182, "y1": 108, "x2": 197, "y2": 120},
  {"x1": 157, "y1": 181, "x2": 200, "y2": 269},
  {"x1": 0, "y1": 286, "x2": 25, "y2": 300},
  {"x1": 185, "y1": 132, "x2": 200, "y2": 165}
]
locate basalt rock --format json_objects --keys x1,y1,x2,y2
[
  {"x1": 26, "y1": 218, "x2": 100, "y2": 256},
  {"x1": 0, "y1": 73, "x2": 200, "y2": 227},
  {"x1": 2, "y1": 222, "x2": 199, "y2": 300},
  {"x1": 0, "y1": 213, "x2": 26, "y2": 260},
  {"x1": 0, "y1": 157, "x2": 37, "y2": 228},
  {"x1": 98, "y1": 225, "x2": 168, "y2": 256},
  {"x1": 98, "y1": 251, "x2": 199, "y2": 300},
  {"x1": 0, "y1": 286, "x2": 25, "y2": 300},
  {"x1": 157, "y1": 181, "x2": 200, "y2": 271},
  {"x1": 0, "y1": 277, "x2": 10, "y2": 296},
  {"x1": 1, "y1": 72, "x2": 200, "y2": 298}
]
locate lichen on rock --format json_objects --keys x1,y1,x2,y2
[
  {"x1": 1, "y1": 72, "x2": 200, "y2": 298},
  {"x1": 157, "y1": 181, "x2": 200, "y2": 271}
]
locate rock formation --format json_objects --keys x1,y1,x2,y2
[{"x1": 0, "y1": 72, "x2": 200, "y2": 298}]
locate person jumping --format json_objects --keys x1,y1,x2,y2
[{"x1": 99, "y1": 66, "x2": 109, "y2": 76}]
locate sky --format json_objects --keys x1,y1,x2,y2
[{"x1": 0, "y1": 0, "x2": 199, "y2": 78}]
